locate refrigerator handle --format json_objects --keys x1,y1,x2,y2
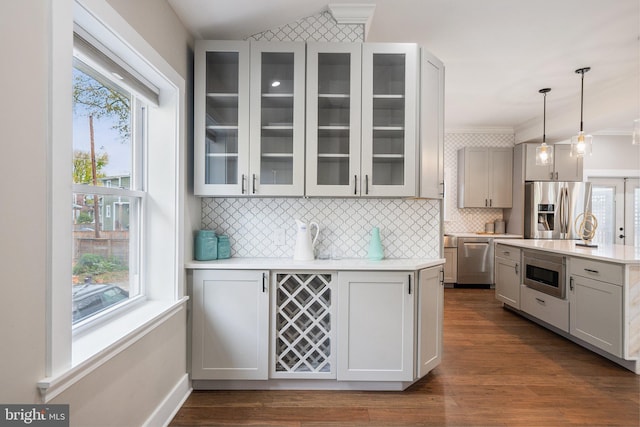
[
  {"x1": 562, "y1": 187, "x2": 570, "y2": 234},
  {"x1": 558, "y1": 187, "x2": 566, "y2": 236}
]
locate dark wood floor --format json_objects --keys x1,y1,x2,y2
[{"x1": 170, "y1": 289, "x2": 640, "y2": 426}]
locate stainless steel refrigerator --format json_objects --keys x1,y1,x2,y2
[{"x1": 524, "y1": 181, "x2": 592, "y2": 239}]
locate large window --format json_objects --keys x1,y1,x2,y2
[{"x1": 71, "y1": 34, "x2": 148, "y2": 326}]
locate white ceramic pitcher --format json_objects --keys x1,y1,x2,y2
[{"x1": 293, "y1": 219, "x2": 319, "y2": 261}]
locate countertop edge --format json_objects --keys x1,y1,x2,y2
[
  {"x1": 493, "y1": 239, "x2": 640, "y2": 264},
  {"x1": 185, "y1": 258, "x2": 446, "y2": 271}
]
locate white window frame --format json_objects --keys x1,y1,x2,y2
[{"x1": 39, "y1": 0, "x2": 187, "y2": 403}]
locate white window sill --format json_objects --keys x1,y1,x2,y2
[{"x1": 38, "y1": 297, "x2": 188, "y2": 403}]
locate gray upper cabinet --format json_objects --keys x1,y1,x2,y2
[
  {"x1": 458, "y1": 147, "x2": 513, "y2": 208},
  {"x1": 419, "y1": 48, "x2": 445, "y2": 199},
  {"x1": 524, "y1": 143, "x2": 583, "y2": 182}
]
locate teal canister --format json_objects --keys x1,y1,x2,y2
[
  {"x1": 217, "y1": 235, "x2": 231, "y2": 259},
  {"x1": 367, "y1": 227, "x2": 384, "y2": 261},
  {"x1": 195, "y1": 230, "x2": 217, "y2": 260}
]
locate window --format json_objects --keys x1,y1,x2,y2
[{"x1": 71, "y1": 32, "x2": 149, "y2": 327}]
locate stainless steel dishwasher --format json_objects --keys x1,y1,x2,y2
[{"x1": 456, "y1": 237, "x2": 494, "y2": 285}]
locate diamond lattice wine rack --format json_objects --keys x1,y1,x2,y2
[{"x1": 272, "y1": 273, "x2": 336, "y2": 378}]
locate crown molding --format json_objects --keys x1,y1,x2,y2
[{"x1": 328, "y1": 4, "x2": 376, "y2": 39}]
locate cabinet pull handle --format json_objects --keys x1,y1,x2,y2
[
  {"x1": 489, "y1": 199, "x2": 492, "y2": 207},
  {"x1": 365, "y1": 175, "x2": 369, "y2": 195},
  {"x1": 262, "y1": 273, "x2": 267, "y2": 293},
  {"x1": 555, "y1": 171, "x2": 559, "y2": 180},
  {"x1": 485, "y1": 199, "x2": 488, "y2": 207},
  {"x1": 550, "y1": 172, "x2": 554, "y2": 180},
  {"x1": 439, "y1": 269, "x2": 444, "y2": 285},
  {"x1": 535, "y1": 297, "x2": 546, "y2": 305},
  {"x1": 241, "y1": 174, "x2": 246, "y2": 194},
  {"x1": 503, "y1": 251, "x2": 510, "y2": 256},
  {"x1": 252, "y1": 174, "x2": 256, "y2": 194},
  {"x1": 570, "y1": 276, "x2": 574, "y2": 291},
  {"x1": 440, "y1": 181, "x2": 445, "y2": 197},
  {"x1": 584, "y1": 268, "x2": 599, "y2": 274},
  {"x1": 408, "y1": 274, "x2": 412, "y2": 294},
  {"x1": 515, "y1": 263, "x2": 519, "y2": 275},
  {"x1": 354, "y1": 175, "x2": 358, "y2": 195}
]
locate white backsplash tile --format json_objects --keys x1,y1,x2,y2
[{"x1": 201, "y1": 198, "x2": 441, "y2": 259}]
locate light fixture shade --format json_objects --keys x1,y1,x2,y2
[
  {"x1": 570, "y1": 131, "x2": 592, "y2": 157},
  {"x1": 535, "y1": 143, "x2": 553, "y2": 165},
  {"x1": 633, "y1": 118, "x2": 640, "y2": 145}
]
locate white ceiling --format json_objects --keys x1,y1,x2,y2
[{"x1": 168, "y1": 0, "x2": 640, "y2": 142}]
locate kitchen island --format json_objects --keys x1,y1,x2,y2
[
  {"x1": 186, "y1": 258, "x2": 445, "y2": 390},
  {"x1": 494, "y1": 239, "x2": 640, "y2": 374}
]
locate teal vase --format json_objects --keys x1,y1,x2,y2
[{"x1": 367, "y1": 227, "x2": 384, "y2": 260}]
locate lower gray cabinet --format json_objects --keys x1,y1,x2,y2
[
  {"x1": 191, "y1": 269, "x2": 269, "y2": 380},
  {"x1": 337, "y1": 271, "x2": 415, "y2": 381}
]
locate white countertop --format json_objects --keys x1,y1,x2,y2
[
  {"x1": 186, "y1": 257, "x2": 445, "y2": 271},
  {"x1": 493, "y1": 239, "x2": 640, "y2": 264},
  {"x1": 445, "y1": 232, "x2": 523, "y2": 238}
]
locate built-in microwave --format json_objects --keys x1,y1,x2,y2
[{"x1": 522, "y1": 249, "x2": 566, "y2": 299}]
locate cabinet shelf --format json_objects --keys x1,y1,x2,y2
[
  {"x1": 206, "y1": 153, "x2": 239, "y2": 158},
  {"x1": 318, "y1": 125, "x2": 350, "y2": 131},
  {"x1": 262, "y1": 153, "x2": 294, "y2": 158},
  {"x1": 262, "y1": 125, "x2": 294, "y2": 130},
  {"x1": 373, "y1": 154, "x2": 404, "y2": 159},
  {"x1": 373, "y1": 126, "x2": 405, "y2": 131},
  {"x1": 206, "y1": 125, "x2": 239, "y2": 130},
  {"x1": 318, "y1": 153, "x2": 350, "y2": 158}
]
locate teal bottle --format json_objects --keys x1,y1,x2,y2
[
  {"x1": 195, "y1": 230, "x2": 217, "y2": 261},
  {"x1": 367, "y1": 227, "x2": 384, "y2": 260},
  {"x1": 217, "y1": 235, "x2": 231, "y2": 259}
]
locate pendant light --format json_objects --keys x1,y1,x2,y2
[
  {"x1": 535, "y1": 88, "x2": 553, "y2": 166},
  {"x1": 570, "y1": 67, "x2": 592, "y2": 157}
]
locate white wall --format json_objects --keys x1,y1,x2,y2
[
  {"x1": 0, "y1": 1, "x2": 192, "y2": 425},
  {"x1": 0, "y1": 0, "x2": 49, "y2": 403},
  {"x1": 584, "y1": 134, "x2": 640, "y2": 177}
]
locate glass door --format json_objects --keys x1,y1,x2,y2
[
  {"x1": 249, "y1": 42, "x2": 305, "y2": 196},
  {"x1": 194, "y1": 40, "x2": 250, "y2": 195},
  {"x1": 361, "y1": 43, "x2": 418, "y2": 197},
  {"x1": 306, "y1": 43, "x2": 361, "y2": 196},
  {"x1": 589, "y1": 177, "x2": 639, "y2": 246}
]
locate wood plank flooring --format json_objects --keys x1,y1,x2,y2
[{"x1": 170, "y1": 288, "x2": 640, "y2": 426}]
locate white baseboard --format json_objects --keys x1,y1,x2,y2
[{"x1": 143, "y1": 373, "x2": 192, "y2": 427}]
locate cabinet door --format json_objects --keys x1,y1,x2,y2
[
  {"x1": 524, "y1": 143, "x2": 553, "y2": 181},
  {"x1": 194, "y1": 40, "x2": 250, "y2": 196},
  {"x1": 192, "y1": 269, "x2": 269, "y2": 380},
  {"x1": 554, "y1": 144, "x2": 583, "y2": 181},
  {"x1": 337, "y1": 271, "x2": 415, "y2": 381},
  {"x1": 569, "y1": 275, "x2": 622, "y2": 357},
  {"x1": 489, "y1": 147, "x2": 513, "y2": 208},
  {"x1": 306, "y1": 43, "x2": 362, "y2": 196},
  {"x1": 419, "y1": 49, "x2": 445, "y2": 199},
  {"x1": 361, "y1": 43, "x2": 418, "y2": 197},
  {"x1": 443, "y1": 247, "x2": 457, "y2": 283},
  {"x1": 495, "y1": 256, "x2": 520, "y2": 308},
  {"x1": 458, "y1": 147, "x2": 489, "y2": 207},
  {"x1": 416, "y1": 267, "x2": 443, "y2": 378},
  {"x1": 249, "y1": 42, "x2": 305, "y2": 196}
]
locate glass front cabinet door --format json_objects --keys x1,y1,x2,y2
[
  {"x1": 194, "y1": 40, "x2": 250, "y2": 196},
  {"x1": 306, "y1": 43, "x2": 362, "y2": 197},
  {"x1": 194, "y1": 40, "x2": 305, "y2": 196},
  {"x1": 249, "y1": 42, "x2": 305, "y2": 196},
  {"x1": 361, "y1": 43, "x2": 419, "y2": 197}
]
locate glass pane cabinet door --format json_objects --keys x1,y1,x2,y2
[
  {"x1": 362, "y1": 44, "x2": 418, "y2": 197},
  {"x1": 194, "y1": 41, "x2": 250, "y2": 195},
  {"x1": 250, "y1": 42, "x2": 305, "y2": 196},
  {"x1": 306, "y1": 43, "x2": 362, "y2": 197}
]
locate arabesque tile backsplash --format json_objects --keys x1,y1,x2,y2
[{"x1": 201, "y1": 198, "x2": 441, "y2": 259}]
